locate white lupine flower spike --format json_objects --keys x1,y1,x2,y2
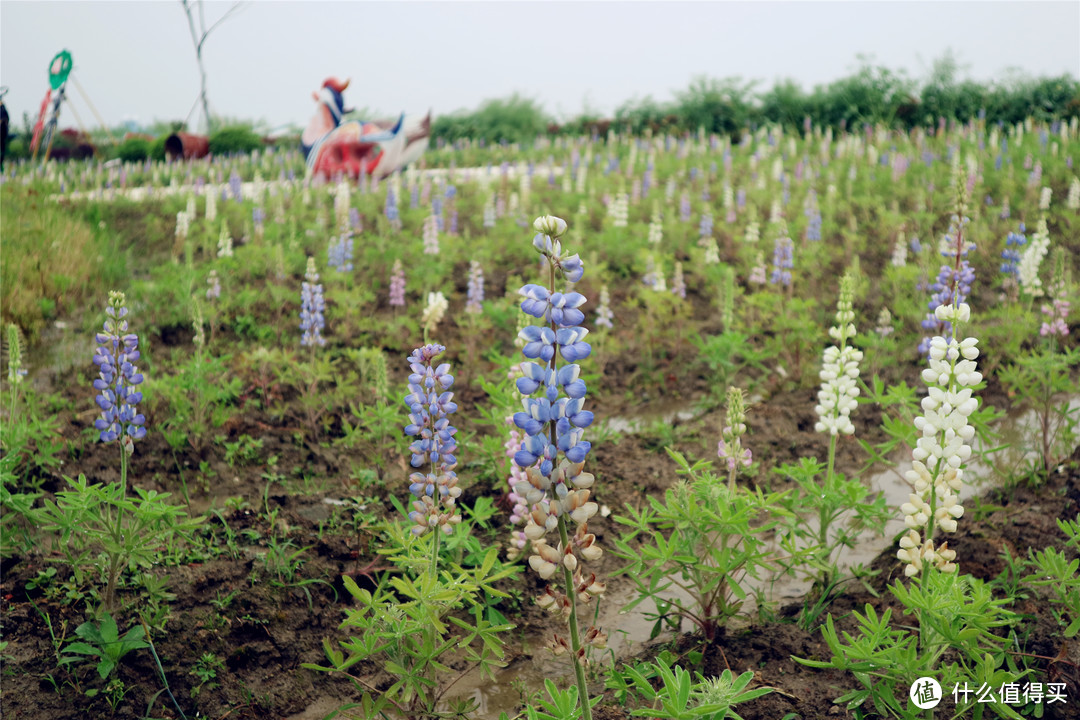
[
  {"x1": 898, "y1": 173, "x2": 981, "y2": 578},
  {"x1": 898, "y1": 310, "x2": 980, "y2": 578},
  {"x1": 815, "y1": 273, "x2": 863, "y2": 438}
]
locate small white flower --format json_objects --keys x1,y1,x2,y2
[{"x1": 534, "y1": 215, "x2": 567, "y2": 238}]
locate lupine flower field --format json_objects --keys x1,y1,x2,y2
[{"x1": 2, "y1": 118, "x2": 1080, "y2": 720}]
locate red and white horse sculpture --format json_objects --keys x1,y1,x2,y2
[{"x1": 300, "y1": 78, "x2": 430, "y2": 180}]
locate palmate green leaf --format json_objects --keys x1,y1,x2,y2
[
  {"x1": 335, "y1": 636, "x2": 390, "y2": 670},
  {"x1": 449, "y1": 605, "x2": 513, "y2": 661},
  {"x1": 726, "y1": 576, "x2": 747, "y2": 601},
  {"x1": 623, "y1": 663, "x2": 661, "y2": 702},
  {"x1": 833, "y1": 687, "x2": 871, "y2": 710},
  {"x1": 322, "y1": 638, "x2": 344, "y2": 666}
]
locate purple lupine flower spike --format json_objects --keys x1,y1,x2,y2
[
  {"x1": 92, "y1": 291, "x2": 146, "y2": 453},
  {"x1": 403, "y1": 344, "x2": 462, "y2": 535},
  {"x1": 466, "y1": 261, "x2": 485, "y2": 314},
  {"x1": 300, "y1": 258, "x2": 327, "y2": 347},
  {"x1": 512, "y1": 215, "x2": 606, "y2": 663},
  {"x1": 389, "y1": 259, "x2": 406, "y2": 307}
]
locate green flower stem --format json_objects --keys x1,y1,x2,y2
[
  {"x1": 104, "y1": 447, "x2": 128, "y2": 613},
  {"x1": 429, "y1": 524, "x2": 441, "y2": 579},
  {"x1": 429, "y1": 424, "x2": 441, "y2": 578},
  {"x1": 821, "y1": 433, "x2": 837, "y2": 549},
  {"x1": 546, "y1": 258, "x2": 593, "y2": 720},
  {"x1": 557, "y1": 515, "x2": 593, "y2": 720}
]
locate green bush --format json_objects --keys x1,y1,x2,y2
[
  {"x1": 115, "y1": 137, "x2": 150, "y2": 162},
  {"x1": 208, "y1": 126, "x2": 263, "y2": 155},
  {"x1": 5, "y1": 137, "x2": 30, "y2": 161},
  {"x1": 148, "y1": 135, "x2": 167, "y2": 162},
  {"x1": 431, "y1": 94, "x2": 549, "y2": 145}
]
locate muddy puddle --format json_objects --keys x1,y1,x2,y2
[{"x1": 600, "y1": 400, "x2": 701, "y2": 436}]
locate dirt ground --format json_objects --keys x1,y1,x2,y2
[{"x1": 3, "y1": 332, "x2": 1078, "y2": 720}]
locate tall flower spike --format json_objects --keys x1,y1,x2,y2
[
  {"x1": 206, "y1": 270, "x2": 221, "y2": 300},
  {"x1": 389, "y1": 259, "x2": 406, "y2": 307},
  {"x1": 717, "y1": 387, "x2": 752, "y2": 489},
  {"x1": 422, "y1": 292, "x2": 448, "y2": 337},
  {"x1": 770, "y1": 226, "x2": 794, "y2": 287},
  {"x1": 1018, "y1": 218, "x2": 1051, "y2": 297},
  {"x1": 466, "y1": 261, "x2": 484, "y2": 315},
  {"x1": 422, "y1": 214, "x2": 440, "y2": 255},
  {"x1": 6, "y1": 324, "x2": 26, "y2": 385},
  {"x1": 898, "y1": 302, "x2": 980, "y2": 577},
  {"x1": 402, "y1": 344, "x2": 462, "y2": 536},
  {"x1": 92, "y1": 291, "x2": 146, "y2": 454},
  {"x1": 515, "y1": 215, "x2": 604, "y2": 720},
  {"x1": 300, "y1": 257, "x2": 326, "y2": 347},
  {"x1": 595, "y1": 286, "x2": 613, "y2": 329},
  {"x1": 814, "y1": 273, "x2": 863, "y2": 437},
  {"x1": 217, "y1": 221, "x2": 233, "y2": 258}
]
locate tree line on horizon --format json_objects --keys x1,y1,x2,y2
[{"x1": 431, "y1": 57, "x2": 1080, "y2": 144}]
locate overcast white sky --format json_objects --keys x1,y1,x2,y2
[{"x1": 1, "y1": 1, "x2": 1077, "y2": 134}]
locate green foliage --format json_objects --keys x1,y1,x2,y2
[
  {"x1": 338, "y1": 401, "x2": 398, "y2": 478},
  {"x1": 0, "y1": 385, "x2": 66, "y2": 489},
  {"x1": 280, "y1": 354, "x2": 356, "y2": 435},
  {"x1": 998, "y1": 345, "x2": 1080, "y2": 471},
  {"x1": 349, "y1": 347, "x2": 389, "y2": 402},
  {"x1": 816, "y1": 58, "x2": 916, "y2": 129},
  {"x1": 526, "y1": 679, "x2": 601, "y2": 720},
  {"x1": 644, "y1": 664, "x2": 768, "y2": 720},
  {"x1": 208, "y1": 125, "x2": 264, "y2": 155},
  {"x1": 606, "y1": 654, "x2": 771, "y2": 720},
  {"x1": 691, "y1": 330, "x2": 768, "y2": 403},
  {"x1": 613, "y1": 449, "x2": 792, "y2": 641},
  {"x1": 1022, "y1": 516, "x2": 1080, "y2": 638},
  {"x1": 148, "y1": 351, "x2": 241, "y2": 452},
  {"x1": 189, "y1": 652, "x2": 225, "y2": 697},
  {"x1": 0, "y1": 453, "x2": 42, "y2": 558},
  {"x1": 222, "y1": 434, "x2": 263, "y2": 467},
  {"x1": 34, "y1": 474, "x2": 204, "y2": 615},
  {"x1": 148, "y1": 134, "x2": 168, "y2": 161},
  {"x1": 615, "y1": 95, "x2": 675, "y2": 135},
  {"x1": 674, "y1": 76, "x2": 759, "y2": 137},
  {"x1": 303, "y1": 529, "x2": 516, "y2": 719},
  {"x1": 796, "y1": 571, "x2": 1024, "y2": 718},
  {"x1": 431, "y1": 93, "x2": 550, "y2": 144},
  {"x1": 774, "y1": 457, "x2": 890, "y2": 625},
  {"x1": 60, "y1": 614, "x2": 149, "y2": 681},
  {"x1": 0, "y1": 187, "x2": 118, "y2": 338},
  {"x1": 114, "y1": 136, "x2": 150, "y2": 162}
]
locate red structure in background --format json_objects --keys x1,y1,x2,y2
[
  {"x1": 164, "y1": 132, "x2": 210, "y2": 160},
  {"x1": 300, "y1": 77, "x2": 430, "y2": 179}
]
